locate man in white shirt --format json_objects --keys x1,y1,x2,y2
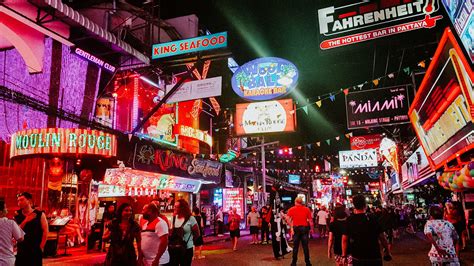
[
  {"x1": 0, "y1": 200, "x2": 24, "y2": 266},
  {"x1": 316, "y1": 206, "x2": 329, "y2": 238},
  {"x1": 216, "y1": 207, "x2": 224, "y2": 236},
  {"x1": 140, "y1": 204, "x2": 169, "y2": 266}
]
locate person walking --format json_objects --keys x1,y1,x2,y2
[
  {"x1": 0, "y1": 200, "x2": 24, "y2": 266},
  {"x1": 260, "y1": 206, "x2": 271, "y2": 244},
  {"x1": 169, "y1": 199, "x2": 200, "y2": 266},
  {"x1": 328, "y1": 206, "x2": 350, "y2": 266},
  {"x1": 140, "y1": 204, "x2": 169, "y2": 266},
  {"x1": 103, "y1": 203, "x2": 141, "y2": 266},
  {"x1": 247, "y1": 206, "x2": 260, "y2": 244},
  {"x1": 229, "y1": 207, "x2": 241, "y2": 251},
  {"x1": 316, "y1": 206, "x2": 329, "y2": 238},
  {"x1": 425, "y1": 205, "x2": 459, "y2": 266},
  {"x1": 216, "y1": 207, "x2": 224, "y2": 236},
  {"x1": 192, "y1": 207, "x2": 205, "y2": 259},
  {"x1": 342, "y1": 194, "x2": 391, "y2": 266},
  {"x1": 14, "y1": 192, "x2": 48, "y2": 266},
  {"x1": 287, "y1": 197, "x2": 314, "y2": 266}
]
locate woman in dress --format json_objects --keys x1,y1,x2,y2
[
  {"x1": 192, "y1": 207, "x2": 205, "y2": 259},
  {"x1": 424, "y1": 205, "x2": 459, "y2": 266},
  {"x1": 328, "y1": 206, "x2": 351, "y2": 266},
  {"x1": 103, "y1": 203, "x2": 141, "y2": 266}
]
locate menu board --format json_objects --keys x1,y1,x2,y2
[{"x1": 223, "y1": 188, "x2": 244, "y2": 216}]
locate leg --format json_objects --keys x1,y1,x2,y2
[
  {"x1": 301, "y1": 227, "x2": 311, "y2": 265},
  {"x1": 291, "y1": 228, "x2": 301, "y2": 265},
  {"x1": 182, "y1": 248, "x2": 194, "y2": 266}
]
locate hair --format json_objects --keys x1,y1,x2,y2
[
  {"x1": 0, "y1": 200, "x2": 5, "y2": 212},
  {"x1": 334, "y1": 206, "x2": 347, "y2": 219},
  {"x1": 192, "y1": 206, "x2": 200, "y2": 215},
  {"x1": 17, "y1": 192, "x2": 33, "y2": 200},
  {"x1": 295, "y1": 197, "x2": 303, "y2": 205},
  {"x1": 146, "y1": 203, "x2": 160, "y2": 215},
  {"x1": 352, "y1": 194, "x2": 367, "y2": 210},
  {"x1": 175, "y1": 199, "x2": 192, "y2": 219},
  {"x1": 116, "y1": 203, "x2": 134, "y2": 222},
  {"x1": 429, "y1": 205, "x2": 443, "y2": 219}
]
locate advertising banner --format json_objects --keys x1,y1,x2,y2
[
  {"x1": 152, "y1": 32, "x2": 227, "y2": 59},
  {"x1": 339, "y1": 149, "x2": 378, "y2": 168},
  {"x1": 132, "y1": 140, "x2": 222, "y2": 184},
  {"x1": 231, "y1": 57, "x2": 299, "y2": 101},
  {"x1": 317, "y1": 0, "x2": 443, "y2": 50},
  {"x1": 235, "y1": 99, "x2": 296, "y2": 135},
  {"x1": 401, "y1": 146, "x2": 434, "y2": 188},
  {"x1": 409, "y1": 28, "x2": 474, "y2": 170},
  {"x1": 346, "y1": 86, "x2": 410, "y2": 129},
  {"x1": 441, "y1": 0, "x2": 474, "y2": 63},
  {"x1": 95, "y1": 97, "x2": 115, "y2": 127},
  {"x1": 165, "y1": 76, "x2": 222, "y2": 103},
  {"x1": 223, "y1": 188, "x2": 244, "y2": 216},
  {"x1": 350, "y1": 134, "x2": 383, "y2": 150}
]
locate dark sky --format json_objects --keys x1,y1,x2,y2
[{"x1": 158, "y1": 0, "x2": 451, "y2": 149}]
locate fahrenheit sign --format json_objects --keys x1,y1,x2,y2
[
  {"x1": 10, "y1": 128, "x2": 117, "y2": 158},
  {"x1": 152, "y1": 32, "x2": 227, "y2": 59}
]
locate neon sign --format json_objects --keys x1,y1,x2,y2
[
  {"x1": 152, "y1": 32, "x2": 227, "y2": 59},
  {"x1": 10, "y1": 128, "x2": 117, "y2": 158},
  {"x1": 74, "y1": 47, "x2": 116, "y2": 72},
  {"x1": 231, "y1": 57, "x2": 298, "y2": 101},
  {"x1": 177, "y1": 125, "x2": 213, "y2": 147}
]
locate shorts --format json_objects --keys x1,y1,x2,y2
[
  {"x1": 453, "y1": 221, "x2": 466, "y2": 236},
  {"x1": 230, "y1": 229, "x2": 240, "y2": 238},
  {"x1": 250, "y1": 226, "x2": 259, "y2": 234}
]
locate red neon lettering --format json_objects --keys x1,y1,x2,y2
[
  {"x1": 218, "y1": 35, "x2": 226, "y2": 44},
  {"x1": 202, "y1": 39, "x2": 209, "y2": 47},
  {"x1": 210, "y1": 36, "x2": 218, "y2": 45}
]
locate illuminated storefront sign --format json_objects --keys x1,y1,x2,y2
[
  {"x1": 152, "y1": 32, "x2": 228, "y2": 59},
  {"x1": 103, "y1": 168, "x2": 202, "y2": 193},
  {"x1": 441, "y1": 0, "x2": 473, "y2": 63},
  {"x1": 74, "y1": 47, "x2": 116, "y2": 72},
  {"x1": 177, "y1": 125, "x2": 213, "y2": 147},
  {"x1": 223, "y1": 188, "x2": 244, "y2": 216},
  {"x1": 409, "y1": 28, "x2": 474, "y2": 170},
  {"x1": 401, "y1": 146, "x2": 433, "y2": 188},
  {"x1": 350, "y1": 134, "x2": 382, "y2": 150},
  {"x1": 339, "y1": 149, "x2": 378, "y2": 168},
  {"x1": 235, "y1": 99, "x2": 296, "y2": 135},
  {"x1": 10, "y1": 128, "x2": 117, "y2": 158},
  {"x1": 165, "y1": 76, "x2": 222, "y2": 103},
  {"x1": 318, "y1": 0, "x2": 443, "y2": 49},
  {"x1": 231, "y1": 57, "x2": 298, "y2": 101}
]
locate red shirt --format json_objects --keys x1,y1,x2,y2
[{"x1": 287, "y1": 205, "x2": 312, "y2": 226}]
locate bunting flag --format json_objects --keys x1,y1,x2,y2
[
  {"x1": 326, "y1": 139, "x2": 331, "y2": 145},
  {"x1": 290, "y1": 110, "x2": 296, "y2": 115},
  {"x1": 335, "y1": 136, "x2": 340, "y2": 141},
  {"x1": 418, "y1": 60, "x2": 426, "y2": 68},
  {"x1": 373, "y1": 79, "x2": 379, "y2": 86},
  {"x1": 343, "y1": 88, "x2": 349, "y2": 95},
  {"x1": 316, "y1": 100, "x2": 322, "y2": 107},
  {"x1": 306, "y1": 144, "x2": 312, "y2": 149},
  {"x1": 316, "y1": 142, "x2": 321, "y2": 147},
  {"x1": 329, "y1": 94, "x2": 336, "y2": 102},
  {"x1": 388, "y1": 73, "x2": 395, "y2": 78},
  {"x1": 403, "y1": 67, "x2": 411, "y2": 75},
  {"x1": 128, "y1": 134, "x2": 133, "y2": 141},
  {"x1": 302, "y1": 105, "x2": 308, "y2": 115},
  {"x1": 270, "y1": 150, "x2": 274, "y2": 154},
  {"x1": 209, "y1": 97, "x2": 221, "y2": 115},
  {"x1": 345, "y1": 132, "x2": 353, "y2": 138},
  {"x1": 357, "y1": 84, "x2": 364, "y2": 90},
  {"x1": 297, "y1": 146, "x2": 302, "y2": 150}
]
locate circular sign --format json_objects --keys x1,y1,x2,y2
[{"x1": 231, "y1": 57, "x2": 298, "y2": 101}]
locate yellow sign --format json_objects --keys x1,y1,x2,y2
[{"x1": 178, "y1": 125, "x2": 213, "y2": 147}]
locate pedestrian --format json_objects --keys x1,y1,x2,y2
[
  {"x1": 151, "y1": 199, "x2": 170, "y2": 228},
  {"x1": 425, "y1": 205, "x2": 459, "y2": 266},
  {"x1": 192, "y1": 207, "x2": 205, "y2": 259},
  {"x1": 216, "y1": 207, "x2": 224, "y2": 236},
  {"x1": 103, "y1": 203, "x2": 141, "y2": 266},
  {"x1": 228, "y1": 207, "x2": 241, "y2": 251},
  {"x1": 287, "y1": 197, "x2": 314, "y2": 266},
  {"x1": 169, "y1": 199, "x2": 200, "y2": 266},
  {"x1": 247, "y1": 206, "x2": 260, "y2": 244},
  {"x1": 0, "y1": 199, "x2": 24, "y2": 266},
  {"x1": 140, "y1": 204, "x2": 169, "y2": 266},
  {"x1": 201, "y1": 207, "x2": 207, "y2": 233},
  {"x1": 328, "y1": 206, "x2": 351, "y2": 266},
  {"x1": 444, "y1": 202, "x2": 466, "y2": 254},
  {"x1": 342, "y1": 194, "x2": 391, "y2": 266},
  {"x1": 316, "y1": 205, "x2": 329, "y2": 238},
  {"x1": 100, "y1": 203, "x2": 115, "y2": 251},
  {"x1": 260, "y1": 206, "x2": 271, "y2": 244},
  {"x1": 14, "y1": 192, "x2": 48, "y2": 266}
]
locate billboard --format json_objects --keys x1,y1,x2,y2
[
  {"x1": 288, "y1": 174, "x2": 301, "y2": 184},
  {"x1": 223, "y1": 188, "x2": 244, "y2": 216},
  {"x1": 231, "y1": 57, "x2": 298, "y2": 101},
  {"x1": 235, "y1": 99, "x2": 296, "y2": 135},
  {"x1": 441, "y1": 0, "x2": 474, "y2": 63},
  {"x1": 401, "y1": 146, "x2": 433, "y2": 188},
  {"x1": 346, "y1": 86, "x2": 410, "y2": 129},
  {"x1": 152, "y1": 32, "x2": 228, "y2": 59},
  {"x1": 409, "y1": 28, "x2": 474, "y2": 170},
  {"x1": 350, "y1": 134, "x2": 383, "y2": 150},
  {"x1": 165, "y1": 76, "x2": 222, "y2": 103},
  {"x1": 339, "y1": 149, "x2": 378, "y2": 168},
  {"x1": 317, "y1": 0, "x2": 443, "y2": 50}
]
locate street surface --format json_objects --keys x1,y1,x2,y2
[{"x1": 45, "y1": 233, "x2": 474, "y2": 266}]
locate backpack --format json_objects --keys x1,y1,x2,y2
[{"x1": 168, "y1": 216, "x2": 191, "y2": 255}]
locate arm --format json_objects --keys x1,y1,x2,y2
[
  {"x1": 40, "y1": 212, "x2": 49, "y2": 251},
  {"x1": 11, "y1": 221, "x2": 25, "y2": 243},
  {"x1": 342, "y1": 235, "x2": 349, "y2": 257},
  {"x1": 425, "y1": 232, "x2": 447, "y2": 256},
  {"x1": 152, "y1": 234, "x2": 168, "y2": 266},
  {"x1": 308, "y1": 210, "x2": 314, "y2": 234},
  {"x1": 327, "y1": 232, "x2": 334, "y2": 258},
  {"x1": 135, "y1": 227, "x2": 143, "y2": 258},
  {"x1": 192, "y1": 224, "x2": 201, "y2": 238},
  {"x1": 378, "y1": 233, "x2": 390, "y2": 255}
]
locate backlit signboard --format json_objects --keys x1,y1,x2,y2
[
  {"x1": 288, "y1": 174, "x2": 301, "y2": 184},
  {"x1": 74, "y1": 47, "x2": 116, "y2": 72},
  {"x1": 152, "y1": 32, "x2": 227, "y2": 59},
  {"x1": 10, "y1": 128, "x2": 117, "y2": 158},
  {"x1": 409, "y1": 28, "x2": 474, "y2": 170},
  {"x1": 177, "y1": 125, "x2": 213, "y2": 147},
  {"x1": 165, "y1": 76, "x2": 222, "y2": 103},
  {"x1": 339, "y1": 149, "x2": 378, "y2": 168},
  {"x1": 350, "y1": 134, "x2": 383, "y2": 150},
  {"x1": 401, "y1": 146, "x2": 433, "y2": 188},
  {"x1": 231, "y1": 57, "x2": 298, "y2": 101},
  {"x1": 441, "y1": 0, "x2": 473, "y2": 63},
  {"x1": 317, "y1": 0, "x2": 443, "y2": 50},
  {"x1": 235, "y1": 99, "x2": 296, "y2": 135},
  {"x1": 223, "y1": 188, "x2": 244, "y2": 216}
]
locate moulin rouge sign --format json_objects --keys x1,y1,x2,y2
[
  {"x1": 345, "y1": 86, "x2": 410, "y2": 129},
  {"x1": 317, "y1": 0, "x2": 443, "y2": 50}
]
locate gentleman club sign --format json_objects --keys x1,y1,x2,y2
[{"x1": 132, "y1": 141, "x2": 223, "y2": 184}]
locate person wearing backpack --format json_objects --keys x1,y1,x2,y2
[{"x1": 169, "y1": 199, "x2": 200, "y2": 266}]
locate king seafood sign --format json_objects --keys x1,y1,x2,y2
[
  {"x1": 131, "y1": 141, "x2": 222, "y2": 184},
  {"x1": 346, "y1": 86, "x2": 410, "y2": 129},
  {"x1": 317, "y1": 0, "x2": 443, "y2": 50}
]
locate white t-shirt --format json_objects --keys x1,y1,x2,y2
[
  {"x1": 0, "y1": 217, "x2": 25, "y2": 266},
  {"x1": 317, "y1": 210, "x2": 329, "y2": 225},
  {"x1": 141, "y1": 217, "x2": 170, "y2": 266}
]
